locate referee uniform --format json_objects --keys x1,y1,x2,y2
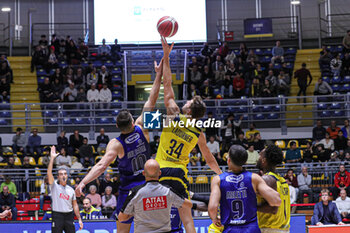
[
  {"x1": 50, "y1": 181, "x2": 76, "y2": 233},
  {"x1": 120, "y1": 180, "x2": 185, "y2": 233}
]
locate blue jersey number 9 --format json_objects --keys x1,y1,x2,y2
[{"x1": 231, "y1": 200, "x2": 244, "y2": 219}]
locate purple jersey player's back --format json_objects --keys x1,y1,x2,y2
[{"x1": 116, "y1": 125, "x2": 151, "y2": 189}]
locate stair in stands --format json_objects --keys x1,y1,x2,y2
[
  {"x1": 286, "y1": 49, "x2": 321, "y2": 127},
  {"x1": 8, "y1": 56, "x2": 44, "y2": 132}
]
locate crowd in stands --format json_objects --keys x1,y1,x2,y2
[
  {"x1": 187, "y1": 41, "x2": 295, "y2": 99},
  {"x1": 0, "y1": 54, "x2": 13, "y2": 103},
  {"x1": 32, "y1": 35, "x2": 122, "y2": 105}
]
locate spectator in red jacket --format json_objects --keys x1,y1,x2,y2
[
  {"x1": 218, "y1": 42, "x2": 229, "y2": 58},
  {"x1": 331, "y1": 164, "x2": 350, "y2": 198},
  {"x1": 284, "y1": 169, "x2": 299, "y2": 202},
  {"x1": 233, "y1": 74, "x2": 245, "y2": 98},
  {"x1": 327, "y1": 120, "x2": 341, "y2": 140}
]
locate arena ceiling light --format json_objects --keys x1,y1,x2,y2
[
  {"x1": 291, "y1": 0, "x2": 301, "y2": 5},
  {"x1": 1, "y1": 7, "x2": 11, "y2": 12}
]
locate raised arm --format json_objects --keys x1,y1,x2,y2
[
  {"x1": 161, "y1": 37, "x2": 180, "y2": 117},
  {"x1": 135, "y1": 59, "x2": 163, "y2": 126},
  {"x1": 197, "y1": 132, "x2": 222, "y2": 175},
  {"x1": 254, "y1": 174, "x2": 281, "y2": 214},
  {"x1": 208, "y1": 175, "x2": 222, "y2": 227},
  {"x1": 48, "y1": 146, "x2": 60, "y2": 185},
  {"x1": 75, "y1": 139, "x2": 121, "y2": 197}
]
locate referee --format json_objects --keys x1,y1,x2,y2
[
  {"x1": 48, "y1": 146, "x2": 83, "y2": 233},
  {"x1": 118, "y1": 159, "x2": 193, "y2": 233}
]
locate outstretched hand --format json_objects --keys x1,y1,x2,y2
[
  {"x1": 161, "y1": 37, "x2": 174, "y2": 58},
  {"x1": 50, "y1": 146, "x2": 59, "y2": 159},
  {"x1": 154, "y1": 59, "x2": 163, "y2": 73}
]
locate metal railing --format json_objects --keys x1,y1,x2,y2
[
  {"x1": 0, "y1": 94, "x2": 349, "y2": 134},
  {"x1": 0, "y1": 162, "x2": 346, "y2": 195}
]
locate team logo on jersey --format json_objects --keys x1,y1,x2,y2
[
  {"x1": 225, "y1": 174, "x2": 244, "y2": 183},
  {"x1": 143, "y1": 110, "x2": 162, "y2": 129},
  {"x1": 125, "y1": 133, "x2": 140, "y2": 144}
]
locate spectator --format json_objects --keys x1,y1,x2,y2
[
  {"x1": 78, "y1": 41, "x2": 89, "y2": 61},
  {"x1": 61, "y1": 82, "x2": 77, "y2": 102},
  {"x1": 69, "y1": 130, "x2": 84, "y2": 155},
  {"x1": 221, "y1": 114, "x2": 238, "y2": 149},
  {"x1": 73, "y1": 67, "x2": 86, "y2": 89},
  {"x1": 202, "y1": 65, "x2": 214, "y2": 85},
  {"x1": 342, "y1": 30, "x2": 350, "y2": 54},
  {"x1": 298, "y1": 167, "x2": 313, "y2": 203},
  {"x1": 111, "y1": 39, "x2": 121, "y2": 60},
  {"x1": 189, "y1": 147, "x2": 202, "y2": 171},
  {"x1": 341, "y1": 119, "x2": 350, "y2": 139},
  {"x1": 314, "y1": 143, "x2": 331, "y2": 162},
  {"x1": 207, "y1": 136, "x2": 221, "y2": 164},
  {"x1": 284, "y1": 169, "x2": 299, "y2": 199},
  {"x1": 205, "y1": 112, "x2": 219, "y2": 139},
  {"x1": 46, "y1": 46, "x2": 58, "y2": 72},
  {"x1": 335, "y1": 130, "x2": 348, "y2": 152},
  {"x1": 99, "y1": 174, "x2": 115, "y2": 195},
  {"x1": 12, "y1": 127, "x2": 26, "y2": 156},
  {"x1": 314, "y1": 78, "x2": 333, "y2": 95},
  {"x1": 252, "y1": 132, "x2": 265, "y2": 152},
  {"x1": 214, "y1": 64, "x2": 225, "y2": 85},
  {"x1": 319, "y1": 47, "x2": 332, "y2": 68},
  {"x1": 327, "y1": 120, "x2": 341, "y2": 140},
  {"x1": 40, "y1": 176, "x2": 51, "y2": 210},
  {"x1": 79, "y1": 138, "x2": 94, "y2": 166},
  {"x1": 4, "y1": 157, "x2": 17, "y2": 170},
  {"x1": 31, "y1": 46, "x2": 46, "y2": 72},
  {"x1": 66, "y1": 39, "x2": 78, "y2": 64},
  {"x1": 265, "y1": 69, "x2": 277, "y2": 88},
  {"x1": 50, "y1": 68, "x2": 63, "y2": 84},
  {"x1": 239, "y1": 43, "x2": 248, "y2": 61},
  {"x1": 38, "y1": 77, "x2": 54, "y2": 102},
  {"x1": 86, "y1": 67, "x2": 99, "y2": 88},
  {"x1": 57, "y1": 130, "x2": 68, "y2": 151},
  {"x1": 271, "y1": 41, "x2": 284, "y2": 64},
  {"x1": 188, "y1": 83, "x2": 200, "y2": 100},
  {"x1": 98, "y1": 66, "x2": 110, "y2": 87},
  {"x1": 218, "y1": 42, "x2": 229, "y2": 58},
  {"x1": 87, "y1": 83, "x2": 100, "y2": 103},
  {"x1": 0, "y1": 186, "x2": 17, "y2": 220},
  {"x1": 190, "y1": 65, "x2": 202, "y2": 86},
  {"x1": 313, "y1": 120, "x2": 327, "y2": 142},
  {"x1": 0, "y1": 62, "x2": 11, "y2": 84},
  {"x1": 96, "y1": 128, "x2": 110, "y2": 154},
  {"x1": 303, "y1": 141, "x2": 314, "y2": 163},
  {"x1": 0, "y1": 177, "x2": 17, "y2": 196},
  {"x1": 57, "y1": 39, "x2": 67, "y2": 60},
  {"x1": 80, "y1": 197, "x2": 102, "y2": 220},
  {"x1": 261, "y1": 79, "x2": 275, "y2": 97},
  {"x1": 246, "y1": 144, "x2": 259, "y2": 165},
  {"x1": 56, "y1": 147, "x2": 72, "y2": 171},
  {"x1": 331, "y1": 164, "x2": 350, "y2": 198},
  {"x1": 212, "y1": 55, "x2": 223, "y2": 72},
  {"x1": 27, "y1": 128, "x2": 42, "y2": 159},
  {"x1": 76, "y1": 87, "x2": 87, "y2": 106},
  {"x1": 149, "y1": 136, "x2": 160, "y2": 158},
  {"x1": 63, "y1": 67, "x2": 74, "y2": 86},
  {"x1": 200, "y1": 42, "x2": 213, "y2": 58},
  {"x1": 101, "y1": 186, "x2": 116, "y2": 218},
  {"x1": 335, "y1": 189, "x2": 350, "y2": 218},
  {"x1": 98, "y1": 39, "x2": 111, "y2": 59},
  {"x1": 341, "y1": 52, "x2": 350, "y2": 76},
  {"x1": 294, "y1": 63, "x2": 313, "y2": 103},
  {"x1": 233, "y1": 132, "x2": 249, "y2": 149},
  {"x1": 246, "y1": 49, "x2": 259, "y2": 63},
  {"x1": 331, "y1": 54, "x2": 342, "y2": 77},
  {"x1": 330, "y1": 151, "x2": 341, "y2": 162},
  {"x1": 232, "y1": 74, "x2": 245, "y2": 98},
  {"x1": 277, "y1": 72, "x2": 290, "y2": 96},
  {"x1": 99, "y1": 83, "x2": 112, "y2": 109},
  {"x1": 345, "y1": 139, "x2": 350, "y2": 156},
  {"x1": 188, "y1": 57, "x2": 202, "y2": 71},
  {"x1": 311, "y1": 189, "x2": 343, "y2": 225},
  {"x1": 249, "y1": 77, "x2": 263, "y2": 97},
  {"x1": 318, "y1": 132, "x2": 335, "y2": 152},
  {"x1": 285, "y1": 141, "x2": 302, "y2": 163},
  {"x1": 200, "y1": 79, "x2": 213, "y2": 99},
  {"x1": 245, "y1": 123, "x2": 260, "y2": 142},
  {"x1": 39, "y1": 34, "x2": 48, "y2": 47},
  {"x1": 86, "y1": 185, "x2": 102, "y2": 210},
  {"x1": 225, "y1": 51, "x2": 236, "y2": 65}
]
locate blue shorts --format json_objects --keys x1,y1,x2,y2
[
  {"x1": 115, "y1": 180, "x2": 145, "y2": 224},
  {"x1": 223, "y1": 225, "x2": 261, "y2": 233}
]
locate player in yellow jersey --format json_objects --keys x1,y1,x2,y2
[
  {"x1": 256, "y1": 145, "x2": 291, "y2": 233},
  {"x1": 157, "y1": 38, "x2": 222, "y2": 233}
]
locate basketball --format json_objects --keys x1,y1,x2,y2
[{"x1": 157, "y1": 16, "x2": 178, "y2": 38}]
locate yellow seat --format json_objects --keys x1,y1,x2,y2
[
  {"x1": 195, "y1": 175, "x2": 208, "y2": 184},
  {"x1": 29, "y1": 157, "x2": 36, "y2": 166},
  {"x1": 42, "y1": 146, "x2": 50, "y2": 155},
  {"x1": 95, "y1": 156, "x2": 103, "y2": 164},
  {"x1": 282, "y1": 151, "x2": 286, "y2": 159},
  {"x1": 188, "y1": 176, "x2": 193, "y2": 184},
  {"x1": 107, "y1": 166, "x2": 113, "y2": 174},
  {"x1": 35, "y1": 167, "x2": 41, "y2": 176},
  {"x1": 287, "y1": 140, "x2": 299, "y2": 148},
  {"x1": 0, "y1": 162, "x2": 8, "y2": 166},
  {"x1": 275, "y1": 140, "x2": 286, "y2": 149},
  {"x1": 38, "y1": 157, "x2": 43, "y2": 166},
  {"x1": 35, "y1": 179, "x2": 43, "y2": 188},
  {"x1": 299, "y1": 139, "x2": 312, "y2": 148},
  {"x1": 92, "y1": 146, "x2": 97, "y2": 154},
  {"x1": 17, "y1": 151, "x2": 23, "y2": 156},
  {"x1": 14, "y1": 157, "x2": 22, "y2": 166},
  {"x1": 70, "y1": 179, "x2": 76, "y2": 186}
]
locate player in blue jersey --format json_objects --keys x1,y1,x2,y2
[
  {"x1": 208, "y1": 145, "x2": 281, "y2": 233},
  {"x1": 75, "y1": 59, "x2": 164, "y2": 233}
]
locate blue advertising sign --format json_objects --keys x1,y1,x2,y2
[
  {"x1": 244, "y1": 18, "x2": 273, "y2": 38},
  {"x1": 0, "y1": 215, "x2": 305, "y2": 233}
]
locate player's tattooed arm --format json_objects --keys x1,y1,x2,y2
[{"x1": 256, "y1": 174, "x2": 280, "y2": 214}]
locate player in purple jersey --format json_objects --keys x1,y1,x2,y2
[{"x1": 75, "y1": 59, "x2": 164, "y2": 233}]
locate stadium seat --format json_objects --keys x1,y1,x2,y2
[
  {"x1": 262, "y1": 105, "x2": 272, "y2": 112},
  {"x1": 267, "y1": 113, "x2": 279, "y2": 119},
  {"x1": 254, "y1": 48, "x2": 263, "y2": 55},
  {"x1": 342, "y1": 84, "x2": 350, "y2": 92},
  {"x1": 0, "y1": 118, "x2": 8, "y2": 125},
  {"x1": 332, "y1": 84, "x2": 341, "y2": 92},
  {"x1": 322, "y1": 76, "x2": 330, "y2": 83},
  {"x1": 74, "y1": 117, "x2": 87, "y2": 124},
  {"x1": 70, "y1": 179, "x2": 76, "y2": 186},
  {"x1": 275, "y1": 140, "x2": 286, "y2": 149},
  {"x1": 98, "y1": 117, "x2": 110, "y2": 124},
  {"x1": 317, "y1": 103, "x2": 328, "y2": 110},
  {"x1": 333, "y1": 110, "x2": 345, "y2": 117},
  {"x1": 319, "y1": 110, "x2": 331, "y2": 118},
  {"x1": 344, "y1": 76, "x2": 350, "y2": 83},
  {"x1": 29, "y1": 157, "x2": 36, "y2": 166},
  {"x1": 252, "y1": 105, "x2": 261, "y2": 112},
  {"x1": 263, "y1": 48, "x2": 272, "y2": 55},
  {"x1": 38, "y1": 157, "x2": 44, "y2": 166},
  {"x1": 285, "y1": 47, "x2": 297, "y2": 55},
  {"x1": 14, "y1": 157, "x2": 22, "y2": 166},
  {"x1": 63, "y1": 118, "x2": 72, "y2": 125},
  {"x1": 35, "y1": 167, "x2": 41, "y2": 176},
  {"x1": 330, "y1": 76, "x2": 342, "y2": 84},
  {"x1": 188, "y1": 176, "x2": 193, "y2": 184},
  {"x1": 49, "y1": 118, "x2": 58, "y2": 125},
  {"x1": 287, "y1": 140, "x2": 299, "y2": 148},
  {"x1": 253, "y1": 114, "x2": 265, "y2": 120},
  {"x1": 330, "y1": 102, "x2": 342, "y2": 109},
  {"x1": 35, "y1": 179, "x2": 43, "y2": 188},
  {"x1": 195, "y1": 175, "x2": 208, "y2": 184}
]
